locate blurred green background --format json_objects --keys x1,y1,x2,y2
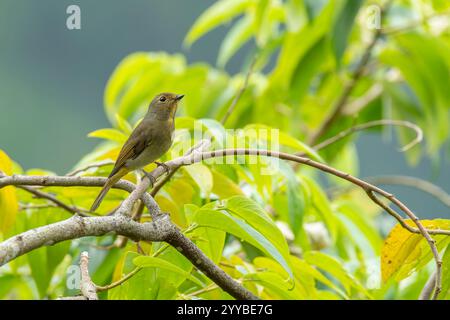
[{"x1": 0, "y1": 0, "x2": 448, "y2": 218}]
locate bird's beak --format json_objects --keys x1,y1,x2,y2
[{"x1": 175, "y1": 94, "x2": 184, "y2": 101}]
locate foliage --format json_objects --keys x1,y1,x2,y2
[{"x1": 1, "y1": 0, "x2": 450, "y2": 300}]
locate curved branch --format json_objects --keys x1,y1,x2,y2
[
  {"x1": 367, "y1": 175, "x2": 450, "y2": 209},
  {"x1": 17, "y1": 185, "x2": 91, "y2": 217},
  {"x1": 1, "y1": 146, "x2": 447, "y2": 299},
  {"x1": 79, "y1": 251, "x2": 98, "y2": 300},
  {"x1": 312, "y1": 119, "x2": 423, "y2": 152}
]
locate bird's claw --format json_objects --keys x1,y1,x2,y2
[
  {"x1": 141, "y1": 170, "x2": 157, "y2": 187},
  {"x1": 154, "y1": 161, "x2": 170, "y2": 175}
]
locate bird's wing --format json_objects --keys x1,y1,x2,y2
[{"x1": 108, "y1": 122, "x2": 152, "y2": 178}]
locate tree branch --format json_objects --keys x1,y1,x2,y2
[
  {"x1": 312, "y1": 119, "x2": 423, "y2": 153},
  {"x1": 1, "y1": 145, "x2": 448, "y2": 299},
  {"x1": 79, "y1": 251, "x2": 98, "y2": 300},
  {"x1": 17, "y1": 185, "x2": 91, "y2": 217}
]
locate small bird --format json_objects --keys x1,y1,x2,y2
[{"x1": 90, "y1": 92, "x2": 184, "y2": 211}]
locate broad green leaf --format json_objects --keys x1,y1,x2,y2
[
  {"x1": 335, "y1": 201, "x2": 383, "y2": 256},
  {"x1": 184, "y1": 0, "x2": 251, "y2": 46},
  {"x1": 104, "y1": 52, "x2": 153, "y2": 123},
  {"x1": 109, "y1": 251, "x2": 155, "y2": 300},
  {"x1": 439, "y1": 245, "x2": 450, "y2": 299},
  {"x1": 26, "y1": 209, "x2": 71, "y2": 298},
  {"x1": 194, "y1": 208, "x2": 294, "y2": 279},
  {"x1": 289, "y1": 36, "x2": 328, "y2": 103},
  {"x1": 330, "y1": 0, "x2": 362, "y2": 66},
  {"x1": 218, "y1": 15, "x2": 254, "y2": 68},
  {"x1": 133, "y1": 256, "x2": 204, "y2": 287},
  {"x1": 270, "y1": 0, "x2": 334, "y2": 89},
  {"x1": 244, "y1": 271, "x2": 302, "y2": 299},
  {"x1": 88, "y1": 128, "x2": 128, "y2": 144},
  {"x1": 381, "y1": 219, "x2": 450, "y2": 283},
  {"x1": 303, "y1": 176, "x2": 338, "y2": 242},
  {"x1": 254, "y1": 256, "x2": 316, "y2": 299},
  {"x1": 0, "y1": 149, "x2": 18, "y2": 233},
  {"x1": 290, "y1": 256, "x2": 347, "y2": 299},
  {"x1": 183, "y1": 163, "x2": 213, "y2": 198},
  {"x1": 211, "y1": 169, "x2": 244, "y2": 198},
  {"x1": 304, "y1": 251, "x2": 371, "y2": 298},
  {"x1": 115, "y1": 114, "x2": 133, "y2": 134},
  {"x1": 278, "y1": 162, "x2": 306, "y2": 236},
  {"x1": 223, "y1": 196, "x2": 291, "y2": 264}
]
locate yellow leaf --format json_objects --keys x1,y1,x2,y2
[
  {"x1": 155, "y1": 194, "x2": 186, "y2": 227},
  {"x1": 381, "y1": 219, "x2": 450, "y2": 283},
  {"x1": 0, "y1": 149, "x2": 19, "y2": 232},
  {"x1": 211, "y1": 169, "x2": 244, "y2": 198}
]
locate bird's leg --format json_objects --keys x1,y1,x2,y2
[
  {"x1": 141, "y1": 169, "x2": 157, "y2": 187},
  {"x1": 154, "y1": 161, "x2": 170, "y2": 175}
]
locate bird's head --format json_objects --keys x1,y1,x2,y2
[{"x1": 147, "y1": 92, "x2": 184, "y2": 121}]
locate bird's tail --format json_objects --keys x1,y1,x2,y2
[{"x1": 90, "y1": 168, "x2": 128, "y2": 212}]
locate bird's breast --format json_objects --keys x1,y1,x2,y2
[{"x1": 126, "y1": 122, "x2": 174, "y2": 170}]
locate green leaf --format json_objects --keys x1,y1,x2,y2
[
  {"x1": 217, "y1": 15, "x2": 254, "y2": 68},
  {"x1": 335, "y1": 201, "x2": 382, "y2": 257},
  {"x1": 115, "y1": 114, "x2": 133, "y2": 134},
  {"x1": 278, "y1": 162, "x2": 306, "y2": 236},
  {"x1": 88, "y1": 128, "x2": 128, "y2": 144},
  {"x1": 330, "y1": 0, "x2": 362, "y2": 67},
  {"x1": 270, "y1": 0, "x2": 334, "y2": 89},
  {"x1": 184, "y1": 0, "x2": 252, "y2": 46},
  {"x1": 304, "y1": 251, "x2": 371, "y2": 298},
  {"x1": 194, "y1": 206, "x2": 294, "y2": 280},
  {"x1": 244, "y1": 271, "x2": 301, "y2": 299},
  {"x1": 211, "y1": 169, "x2": 244, "y2": 198},
  {"x1": 440, "y1": 245, "x2": 450, "y2": 299},
  {"x1": 104, "y1": 52, "x2": 153, "y2": 123},
  {"x1": 224, "y1": 196, "x2": 291, "y2": 261},
  {"x1": 183, "y1": 163, "x2": 213, "y2": 197},
  {"x1": 303, "y1": 176, "x2": 338, "y2": 242},
  {"x1": 133, "y1": 256, "x2": 204, "y2": 287},
  {"x1": 290, "y1": 256, "x2": 347, "y2": 299},
  {"x1": 26, "y1": 209, "x2": 71, "y2": 298}
]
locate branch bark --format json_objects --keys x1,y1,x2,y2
[{"x1": 79, "y1": 251, "x2": 98, "y2": 300}]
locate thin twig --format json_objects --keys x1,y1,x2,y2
[
  {"x1": 383, "y1": 11, "x2": 450, "y2": 36},
  {"x1": 17, "y1": 185, "x2": 91, "y2": 217},
  {"x1": 96, "y1": 267, "x2": 142, "y2": 292},
  {"x1": 79, "y1": 251, "x2": 98, "y2": 300},
  {"x1": 312, "y1": 119, "x2": 423, "y2": 152},
  {"x1": 367, "y1": 175, "x2": 450, "y2": 209},
  {"x1": 67, "y1": 160, "x2": 115, "y2": 176}
]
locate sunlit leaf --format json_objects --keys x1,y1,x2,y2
[
  {"x1": 133, "y1": 256, "x2": 204, "y2": 287},
  {"x1": 184, "y1": 0, "x2": 251, "y2": 46},
  {"x1": 381, "y1": 219, "x2": 450, "y2": 283},
  {"x1": 0, "y1": 149, "x2": 18, "y2": 233},
  {"x1": 88, "y1": 128, "x2": 128, "y2": 144}
]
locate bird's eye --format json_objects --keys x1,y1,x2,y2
[{"x1": 159, "y1": 96, "x2": 167, "y2": 102}]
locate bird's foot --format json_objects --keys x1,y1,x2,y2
[
  {"x1": 154, "y1": 161, "x2": 170, "y2": 175},
  {"x1": 141, "y1": 169, "x2": 157, "y2": 187}
]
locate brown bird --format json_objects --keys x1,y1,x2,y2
[{"x1": 90, "y1": 92, "x2": 184, "y2": 211}]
